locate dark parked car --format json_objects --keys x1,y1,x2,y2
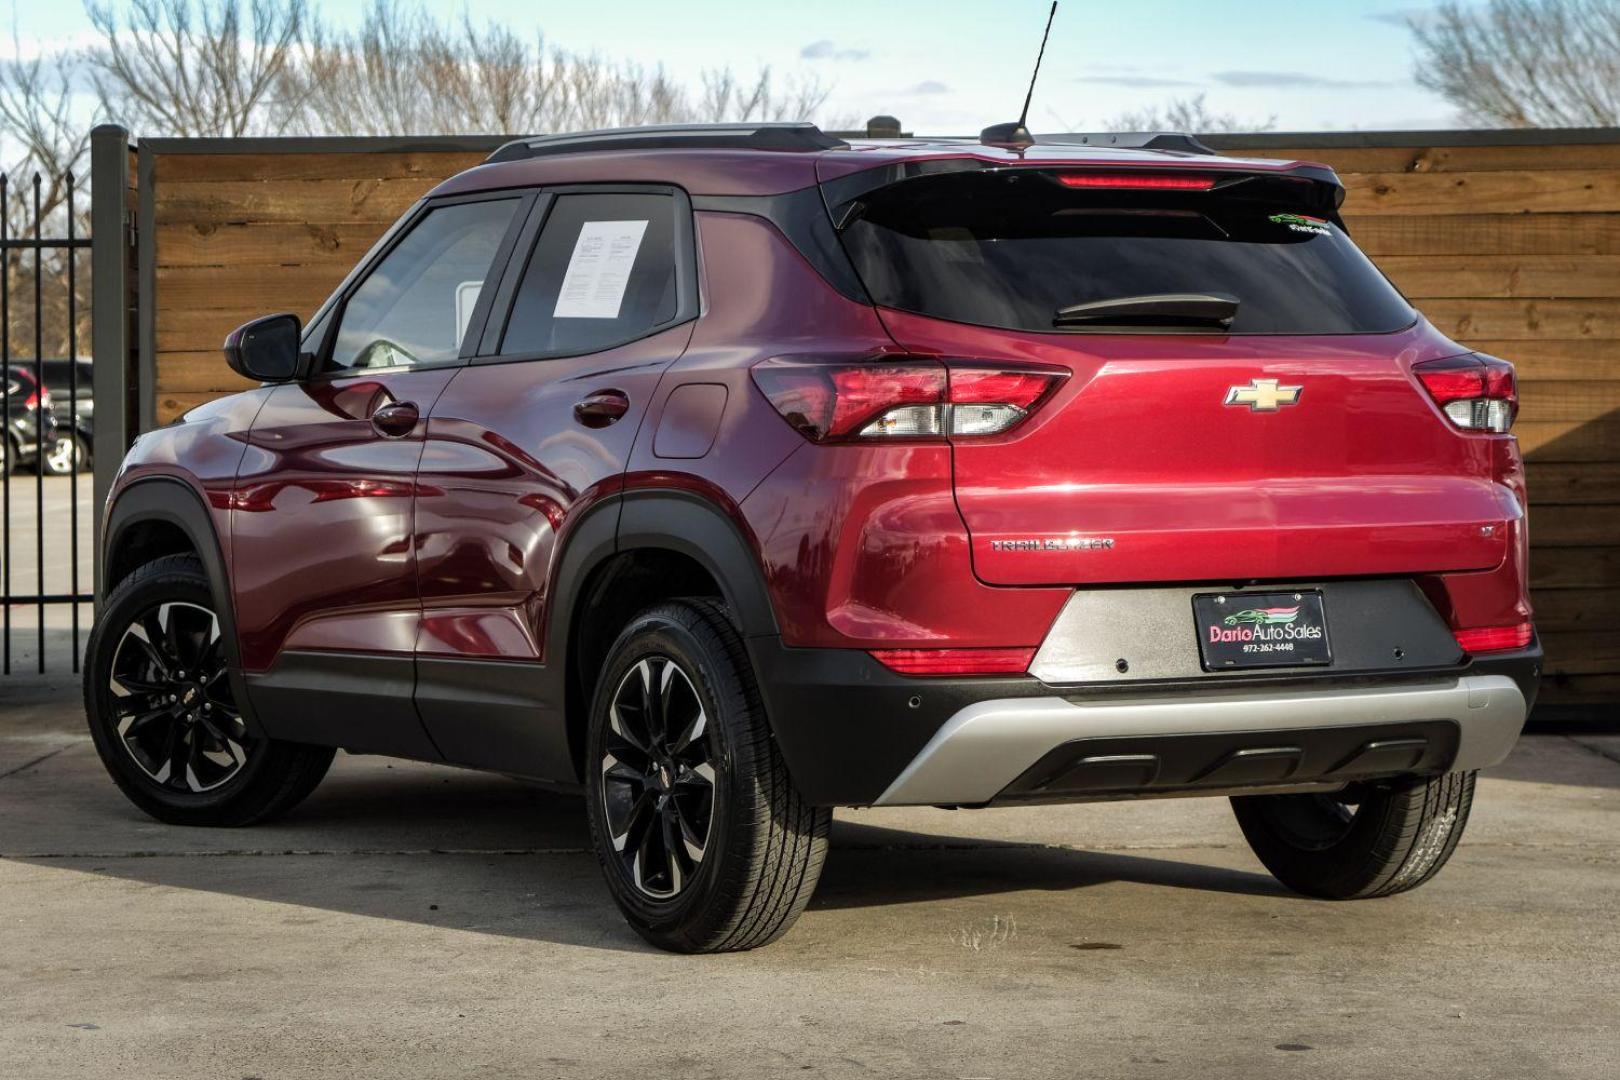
[
  {"x1": 1, "y1": 364, "x2": 59, "y2": 476},
  {"x1": 38, "y1": 358, "x2": 93, "y2": 475},
  {"x1": 88, "y1": 123, "x2": 1537, "y2": 952}
]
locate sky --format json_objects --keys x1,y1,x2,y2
[{"x1": 5, "y1": 0, "x2": 1457, "y2": 133}]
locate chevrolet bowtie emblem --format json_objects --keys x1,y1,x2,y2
[{"x1": 1224, "y1": 378, "x2": 1302, "y2": 411}]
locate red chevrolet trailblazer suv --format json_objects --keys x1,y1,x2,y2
[{"x1": 88, "y1": 123, "x2": 1538, "y2": 952}]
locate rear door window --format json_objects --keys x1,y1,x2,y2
[
  {"x1": 498, "y1": 192, "x2": 680, "y2": 357},
  {"x1": 839, "y1": 170, "x2": 1414, "y2": 335}
]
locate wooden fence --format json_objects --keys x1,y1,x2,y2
[{"x1": 116, "y1": 127, "x2": 1620, "y2": 713}]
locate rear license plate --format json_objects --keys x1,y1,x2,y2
[{"x1": 1194, "y1": 590, "x2": 1331, "y2": 670}]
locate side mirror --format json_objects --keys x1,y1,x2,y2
[{"x1": 223, "y1": 313, "x2": 307, "y2": 383}]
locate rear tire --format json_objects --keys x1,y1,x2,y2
[
  {"x1": 84, "y1": 553, "x2": 335, "y2": 827},
  {"x1": 1231, "y1": 771, "x2": 1476, "y2": 899},
  {"x1": 584, "y1": 598, "x2": 830, "y2": 952}
]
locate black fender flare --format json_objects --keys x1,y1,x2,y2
[
  {"x1": 545, "y1": 487, "x2": 782, "y2": 778},
  {"x1": 546, "y1": 487, "x2": 780, "y2": 666},
  {"x1": 101, "y1": 477, "x2": 261, "y2": 733}
]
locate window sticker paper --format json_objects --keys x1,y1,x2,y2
[{"x1": 553, "y1": 220, "x2": 650, "y2": 319}]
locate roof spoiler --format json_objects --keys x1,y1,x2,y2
[{"x1": 486, "y1": 122, "x2": 848, "y2": 163}]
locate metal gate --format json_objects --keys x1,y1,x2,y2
[{"x1": 0, "y1": 171, "x2": 92, "y2": 674}]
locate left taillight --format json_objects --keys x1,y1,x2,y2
[
  {"x1": 751, "y1": 357, "x2": 1066, "y2": 443},
  {"x1": 1414, "y1": 352, "x2": 1517, "y2": 433}
]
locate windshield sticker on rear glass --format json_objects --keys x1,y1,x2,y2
[
  {"x1": 554, "y1": 219, "x2": 649, "y2": 319},
  {"x1": 1269, "y1": 213, "x2": 1331, "y2": 236}
]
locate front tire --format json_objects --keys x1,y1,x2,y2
[
  {"x1": 585, "y1": 599, "x2": 830, "y2": 952},
  {"x1": 84, "y1": 553, "x2": 334, "y2": 827},
  {"x1": 1231, "y1": 771, "x2": 1476, "y2": 899}
]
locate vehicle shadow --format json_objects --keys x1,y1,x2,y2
[
  {"x1": 9, "y1": 756, "x2": 1286, "y2": 951},
  {"x1": 814, "y1": 820, "x2": 1285, "y2": 910}
]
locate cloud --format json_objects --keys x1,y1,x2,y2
[
  {"x1": 800, "y1": 39, "x2": 870, "y2": 61},
  {"x1": 1367, "y1": 7, "x2": 1440, "y2": 30},
  {"x1": 1211, "y1": 70, "x2": 1401, "y2": 89},
  {"x1": 1075, "y1": 75, "x2": 1200, "y2": 88},
  {"x1": 905, "y1": 80, "x2": 950, "y2": 95}
]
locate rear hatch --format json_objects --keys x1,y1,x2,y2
[{"x1": 835, "y1": 164, "x2": 1518, "y2": 586}]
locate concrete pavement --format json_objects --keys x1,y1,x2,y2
[{"x1": 2, "y1": 679, "x2": 1617, "y2": 1078}]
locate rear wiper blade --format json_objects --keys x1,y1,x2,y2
[{"x1": 1053, "y1": 292, "x2": 1239, "y2": 329}]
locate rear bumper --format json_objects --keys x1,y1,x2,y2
[
  {"x1": 748, "y1": 634, "x2": 1540, "y2": 807},
  {"x1": 874, "y1": 673, "x2": 1525, "y2": 806}
]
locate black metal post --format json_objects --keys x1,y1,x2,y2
[
  {"x1": 33, "y1": 174, "x2": 44, "y2": 672},
  {"x1": 2, "y1": 172, "x2": 10, "y2": 675},
  {"x1": 67, "y1": 171, "x2": 81, "y2": 671},
  {"x1": 90, "y1": 125, "x2": 132, "y2": 604}
]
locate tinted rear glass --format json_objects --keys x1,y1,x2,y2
[{"x1": 839, "y1": 170, "x2": 1414, "y2": 335}]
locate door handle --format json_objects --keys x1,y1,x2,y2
[
  {"x1": 574, "y1": 389, "x2": 630, "y2": 428},
  {"x1": 371, "y1": 400, "x2": 419, "y2": 438}
]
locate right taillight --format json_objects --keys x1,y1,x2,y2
[
  {"x1": 1414, "y1": 353, "x2": 1517, "y2": 433},
  {"x1": 752, "y1": 356, "x2": 1066, "y2": 443}
]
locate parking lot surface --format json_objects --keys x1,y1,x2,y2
[{"x1": 2, "y1": 676, "x2": 1617, "y2": 1079}]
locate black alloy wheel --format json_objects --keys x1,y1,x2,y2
[
  {"x1": 599, "y1": 655, "x2": 718, "y2": 899},
  {"x1": 107, "y1": 600, "x2": 253, "y2": 793}
]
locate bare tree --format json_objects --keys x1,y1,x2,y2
[
  {"x1": 1410, "y1": 0, "x2": 1620, "y2": 127},
  {"x1": 84, "y1": 0, "x2": 308, "y2": 136},
  {"x1": 696, "y1": 67, "x2": 831, "y2": 124},
  {"x1": 1103, "y1": 94, "x2": 1276, "y2": 134},
  {"x1": 0, "y1": 34, "x2": 93, "y2": 358},
  {"x1": 281, "y1": 2, "x2": 830, "y2": 136},
  {"x1": 0, "y1": 37, "x2": 92, "y2": 227}
]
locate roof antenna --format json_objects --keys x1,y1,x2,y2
[{"x1": 981, "y1": 2, "x2": 1058, "y2": 149}]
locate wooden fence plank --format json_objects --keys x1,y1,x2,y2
[
  {"x1": 1459, "y1": 339, "x2": 1620, "y2": 380},
  {"x1": 155, "y1": 222, "x2": 389, "y2": 268},
  {"x1": 1531, "y1": 547, "x2": 1620, "y2": 589},
  {"x1": 155, "y1": 265, "x2": 341, "y2": 313},
  {"x1": 1340, "y1": 170, "x2": 1620, "y2": 216},
  {"x1": 1530, "y1": 505, "x2": 1620, "y2": 547},
  {"x1": 1347, "y1": 214, "x2": 1620, "y2": 256},
  {"x1": 1419, "y1": 298, "x2": 1620, "y2": 340},
  {"x1": 1516, "y1": 420, "x2": 1620, "y2": 463},
  {"x1": 1381, "y1": 255, "x2": 1620, "y2": 299},
  {"x1": 1527, "y1": 462, "x2": 1620, "y2": 504},
  {"x1": 1514, "y1": 380, "x2": 1620, "y2": 422},
  {"x1": 154, "y1": 150, "x2": 488, "y2": 184},
  {"x1": 1538, "y1": 673, "x2": 1620, "y2": 703},
  {"x1": 1233, "y1": 143, "x2": 1620, "y2": 174},
  {"x1": 152, "y1": 178, "x2": 430, "y2": 225},
  {"x1": 1531, "y1": 587, "x2": 1620, "y2": 631},
  {"x1": 1538, "y1": 630, "x2": 1620, "y2": 673}
]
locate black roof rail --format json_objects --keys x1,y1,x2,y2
[
  {"x1": 1033, "y1": 132, "x2": 1220, "y2": 156},
  {"x1": 486, "y1": 122, "x2": 848, "y2": 163}
]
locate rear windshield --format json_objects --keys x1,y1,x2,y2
[{"x1": 838, "y1": 170, "x2": 1414, "y2": 335}]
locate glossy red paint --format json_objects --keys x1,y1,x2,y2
[
  {"x1": 232, "y1": 370, "x2": 457, "y2": 669},
  {"x1": 874, "y1": 309, "x2": 1523, "y2": 589},
  {"x1": 414, "y1": 325, "x2": 694, "y2": 662}
]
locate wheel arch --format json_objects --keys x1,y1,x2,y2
[
  {"x1": 551, "y1": 487, "x2": 781, "y2": 780},
  {"x1": 101, "y1": 476, "x2": 260, "y2": 730}
]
